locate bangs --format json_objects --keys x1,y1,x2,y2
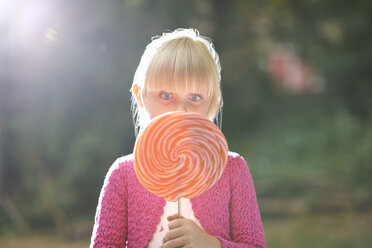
[{"x1": 145, "y1": 37, "x2": 218, "y2": 97}]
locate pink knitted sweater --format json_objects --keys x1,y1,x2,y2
[{"x1": 90, "y1": 152, "x2": 266, "y2": 248}]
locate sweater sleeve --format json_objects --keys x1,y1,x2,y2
[
  {"x1": 90, "y1": 158, "x2": 128, "y2": 248},
  {"x1": 217, "y1": 155, "x2": 266, "y2": 248}
]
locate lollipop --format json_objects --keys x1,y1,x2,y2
[{"x1": 133, "y1": 111, "x2": 228, "y2": 203}]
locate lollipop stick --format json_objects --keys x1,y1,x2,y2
[{"x1": 178, "y1": 198, "x2": 182, "y2": 217}]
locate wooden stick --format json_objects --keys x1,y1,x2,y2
[{"x1": 178, "y1": 198, "x2": 182, "y2": 217}]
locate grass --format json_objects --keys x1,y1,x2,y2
[
  {"x1": 263, "y1": 211, "x2": 372, "y2": 248},
  {"x1": 0, "y1": 211, "x2": 371, "y2": 247},
  {"x1": 0, "y1": 233, "x2": 89, "y2": 248}
]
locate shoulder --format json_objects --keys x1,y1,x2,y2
[
  {"x1": 111, "y1": 154, "x2": 134, "y2": 170},
  {"x1": 226, "y1": 151, "x2": 253, "y2": 181},
  {"x1": 113, "y1": 154, "x2": 134, "y2": 168},
  {"x1": 227, "y1": 151, "x2": 245, "y2": 160},
  {"x1": 227, "y1": 151, "x2": 249, "y2": 169},
  {"x1": 103, "y1": 154, "x2": 134, "y2": 185}
]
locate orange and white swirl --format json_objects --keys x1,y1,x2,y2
[{"x1": 133, "y1": 111, "x2": 228, "y2": 202}]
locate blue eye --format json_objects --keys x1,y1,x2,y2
[
  {"x1": 160, "y1": 92, "x2": 173, "y2": 100},
  {"x1": 189, "y1": 95, "x2": 202, "y2": 102}
]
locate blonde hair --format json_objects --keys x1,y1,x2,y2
[{"x1": 130, "y1": 28, "x2": 222, "y2": 136}]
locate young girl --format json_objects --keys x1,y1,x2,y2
[{"x1": 90, "y1": 28, "x2": 266, "y2": 248}]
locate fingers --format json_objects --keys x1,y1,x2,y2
[
  {"x1": 162, "y1": 217, "x2": 191, "y2": 247},
  {"x1": 161, "y1": 235, "x2": 189, "y2": 248},
  {"x1": 162, "y1": 216, "x2": 220, "y2": 248},
  {"x1": 167, "y1": 213, "x2": 181, "y2": 221},
  {"x1": 168, "y1": 217, "x2": 188, "y2": 230},
  {"x1": 162, "y1": 226, "x2": 183, "y2": 243}
]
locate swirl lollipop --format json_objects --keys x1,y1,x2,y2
[{"x1": 133, "y1": 111, "x2": 228, "y2": 207}]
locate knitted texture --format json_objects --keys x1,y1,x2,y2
[{"x1": 90, "y1": 152, "x2": 266, "y2": 248}]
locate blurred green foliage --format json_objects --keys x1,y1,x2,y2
[{"x1": 0, "y1": 0, "x2": 371, "y2": 245}]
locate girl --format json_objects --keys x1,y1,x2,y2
[{"x1": 90, "y1": 28, "x2": 266, "y2": 248}]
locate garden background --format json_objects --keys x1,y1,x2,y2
[{"x1": 0, "y1": 0, "x2": 371, "y2": 247}]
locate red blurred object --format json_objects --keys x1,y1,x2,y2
[{"x1": 268, "y1": 49, "x2": 310, "y2": 93}]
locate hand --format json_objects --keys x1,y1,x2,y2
[{"x1": 161, "y1": 214, "x2": 222, "y2": 248}]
